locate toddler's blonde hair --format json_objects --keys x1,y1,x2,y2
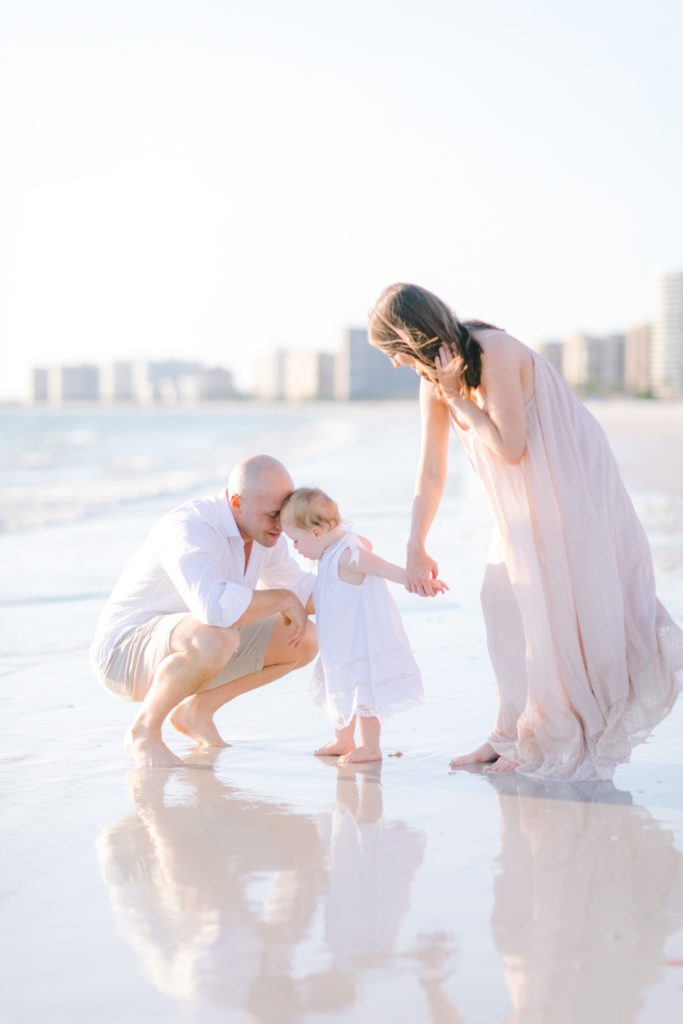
[{"x1": 280, "y1": 487, "x2": 341, "y2": 531}]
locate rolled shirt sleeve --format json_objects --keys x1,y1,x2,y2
[
  {"x1": 259, "y1": 537, "x2": 316, "y2": 607},
  {"x1": 155, "y1": 518, "x2": 253, "y2": 627}
]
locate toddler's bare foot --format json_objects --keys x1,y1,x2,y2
[
  {"x1": 124, "y1": 726, "x2": 184, "y2": 768},
  {"x1": 315, "y1": 738, "x2": 356, "y2": 757},
  {"x1": 339, "y1": 745, "x2": 382, "y2": 765},
  {"x1": 449, "y1": 742, "x2": 498, "y2": 769},
  {"x1": 484, "y1": 756, "x2": 519, "y2": 773},
  {"x1": 169, "y1": 700, "x2": 229, "y2": 748}
]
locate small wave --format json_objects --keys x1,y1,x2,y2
[
  {"x1": 0, "y1": 591, "x2": 108, "y2": 609},
  {"x1": 0, "y1": 405, "x2": 370, "y2": 534},
  {"x1": 0, "y1": 469, "x2": 223, "y2": 534}
]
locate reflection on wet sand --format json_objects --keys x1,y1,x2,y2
[
  {"x1": 318, "y1": 767, "x2": 462, "y2": 1022},
  {"x1": 97, "y1": 765, "x2": 326, "y2": 1020},
  {"x1": 96, "y1": 762, "x2": 431, "y2": 1020},
  {"x1": 315, "y1": 768, "x2": 427, "y2": 992},
  {"x1": 483, "y1": 772, "x2": 683, "y2": 1024},
  {"x1": 96, "y1": 761, "x2": 683, "y2": 1023}
]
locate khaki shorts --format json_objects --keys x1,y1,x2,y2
[{"x1": 99, "y1": 613, "x2": 279, "y2": 702}]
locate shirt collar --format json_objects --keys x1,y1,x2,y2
[{"x1": 219, "y1": 490, "x2": 243, "y2": 540}]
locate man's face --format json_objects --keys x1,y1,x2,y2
[{"x1": 232, "y1": 472, "x2": 293, "y2": 546}]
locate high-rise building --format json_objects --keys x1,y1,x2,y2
[
  {"x1": 31, "y1": 368, "x2": 48, "y2": 403},
  {"x1": 133, "y1": 360, "x2": 202, "y2": 403},
  {"x1": 624, "y1": 324, "x2": 652, "y2": 396},
  {"x1": 101, "y1": 361, "x2": 135, "y2": 402},
  {"x1": 48, "y1": 364, "x2": 100, "y2": 404},
  {"x1": 252, "y1": 349, "x2": 287, "y2": 400},
  {"x1": 562, "y1": 333, "x2": 595, "y2": 392},
  {"x1": 336, "y1": 328, "x2": 419, "y2": 400},
  {"x1": 284, "y1": 351, "x2": 335, "y2": 400},
  {"x1": 196, "y1": 367, "x2": 237, "y2": 401},
  {"x1": 651, "y1": 271, "x2": 683, "y2": 399},
  {"x1": 536, "y1": 340, "x2": 564, "y2": 375},
  {"x1": 562, "y1": 332, "x2": 624, "y2": 394}
]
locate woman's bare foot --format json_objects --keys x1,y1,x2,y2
[
  {"x1": 449, "y1": 742, "x2": 498, "y2": 770},
  {"x1": 169, "y1": 700, "x2": 229, "y2": 748},
  {"x1": 124, "y1": 726, "x2": 184, "y2": 768},
  {"x1": 315, "y1": 738, "x2": 356, "y2": 757},
  {"x1": 484, "y1": 756, "x2": 519, "y2": 773},
  {"x1": 339, "y1": 746, "x2": 382, "y2": 765}
]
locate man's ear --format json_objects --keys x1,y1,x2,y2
[{"x1": 230, "y1": 493, "x2": 241, "y2": 510}]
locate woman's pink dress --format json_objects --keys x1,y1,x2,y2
[{"x1": 451, "y1": 331, "x2": 683, "y2": 780}]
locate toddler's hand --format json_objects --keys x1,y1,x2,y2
[
  {"x1": 430, "y1": 577, "x2": 449, "y2": 595},
  {"x1": 280, "y1": 595, "x2": 307, "y2": 647}
]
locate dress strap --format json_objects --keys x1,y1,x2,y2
[
  {"x1": 344, "y1": 532, "x2": 363, "y2": 568},
  {"x1": 322, "y1": 530, "x2": 363, "y2": 568}
]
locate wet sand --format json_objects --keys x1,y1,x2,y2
[{"x1": 2, "y1": 400, "x2": 683, "y2": 1022}]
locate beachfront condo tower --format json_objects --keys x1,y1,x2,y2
[{"x1": 651, "y1": 271, "x2": 683, "y2": 400}]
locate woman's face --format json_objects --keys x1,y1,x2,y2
[{"x1": 388, "y1": 351, "x2": 417, "y2": 370}]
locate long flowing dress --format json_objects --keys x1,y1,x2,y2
[{"x1": 450, "y1": 331, "x2": 683, "y2": 780}]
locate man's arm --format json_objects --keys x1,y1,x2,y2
[
  {"x1": 235, "y1": 588, "x2": 308, "y2": 646},
  {"x1": 154, "y1": 514, "x2": 265, "y2": 627}
]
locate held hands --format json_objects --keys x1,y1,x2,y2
[{"x1": 405, "y1": 545, "x2": 449, "y2": 598}]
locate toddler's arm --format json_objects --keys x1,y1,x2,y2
[{"x1": 339, "y1": 548, "x2": 448, "y2": 594}]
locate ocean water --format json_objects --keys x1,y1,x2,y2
[
  {"x1": 1, "y1": 400, "x2": 682, "y2": 682},
  {"x1": 0, "y1": 402, "x2": 473, "y2": 681}
]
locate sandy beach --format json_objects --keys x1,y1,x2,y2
[{"x1": 2, "y1": 400, "x2": 683, "y2": 1023}]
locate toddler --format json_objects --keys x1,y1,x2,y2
[{"x1": 280, "y1": 487, "x2": 447, "y2": 764}]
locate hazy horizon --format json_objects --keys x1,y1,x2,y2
[{"x1": 2, "y1": 0, "x2": 682, "y2": 400}]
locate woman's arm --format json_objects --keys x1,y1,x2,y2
[
  {"x1": 406, "y1": 378, "x2": 450, "y2": 594},
  {"x1": 437, "y1": 338, "x2": 527, "y2": 464}
]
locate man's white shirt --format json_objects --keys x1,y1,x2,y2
[{"x1": 90, "y1": 492, "x2": 315, "y2": 673}]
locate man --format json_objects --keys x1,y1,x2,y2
[{"x1": 90, "y1": 455, "x2": 317, "y2": 767}]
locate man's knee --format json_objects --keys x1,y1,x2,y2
[
  {"x1": 294, "y1": 622, "x2": 317, "y2": 667},
  {"x1": 180, "y1": 623, "x2": 240, "y2": 673}
]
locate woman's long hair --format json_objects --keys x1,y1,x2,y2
[{"x1": 368, "y1": 282, "x2": 496, "y2": 395}]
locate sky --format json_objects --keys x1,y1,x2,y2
[{"x1": 1, "y1": 0, "x2": 682, "y2": 399}]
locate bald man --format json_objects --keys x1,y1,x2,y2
[{"x1": 90, "y1": 456, "x2": 317, "y2": 767}]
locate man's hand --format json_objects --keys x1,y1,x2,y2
[{"x1": 280, "y1": 594, "x2": 307, "y2": 647}]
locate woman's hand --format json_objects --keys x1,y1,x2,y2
[
  {"x1": 434, "y1": 343, "x2": 463, "y2": 403},
  {"x1": 406, "y1": 544, "x2": 441, "y2": 596}
]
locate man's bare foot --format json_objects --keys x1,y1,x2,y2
[
  {"x1": 339, "y1": 746, "x2": 382, "y2": 765},
  {"x1": 449, "y1": 742, "x2": 498, "y2": 770},
  {"x1": 315, "y1": 738, "x2": 356, "y2": 757},
  {"x1": 169, "y1": 701, "x2": 229, "y2": 748},
  {"x1": 484, "y1": 756, "x2": 519, "y2": 773},
  {"x1": 124, "y1": 726, "x2": 184, "y2": 768}
]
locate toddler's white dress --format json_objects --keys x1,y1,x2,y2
[{"x1": 311, "y1": 532, "x2": 424, "y2": 728}]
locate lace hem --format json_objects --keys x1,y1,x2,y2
[
  {"x1": 322, "y1": 693, "x2": 425, "y2": 730},
  {"x1": 489, "y1": 602, "x2": 683, "y2": 781}
]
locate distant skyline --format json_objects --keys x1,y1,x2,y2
[{"x1": 2, "y1": 0, "x2": 682, "y2": 400}]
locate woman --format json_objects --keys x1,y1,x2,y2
[{"x1": 368, "y1": 282, "x2": 683, "y2": 780}]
